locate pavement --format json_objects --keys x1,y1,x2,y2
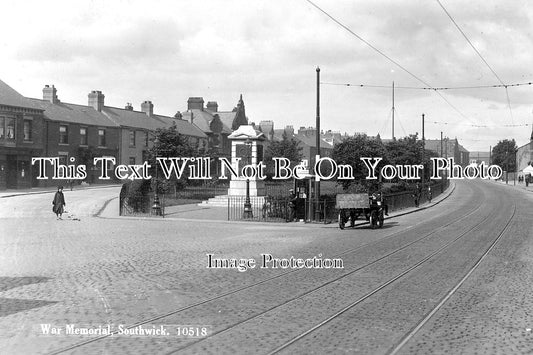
[
  {"x1": 3, "y1": 177, "x2": 531, "y2": 225},
  {"x1": 0, "y1": 184, "x2": 121, "y2": 199},
  {"x1": 98, "y1": 182, "x2": 458, "y2": 226},
  {"x1": 492, "y1": 178, "x2": 533, "y2": 193}
]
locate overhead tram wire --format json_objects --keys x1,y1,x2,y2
[
  {"x1": 428, "y1": 121, "x2": 530, "y2": 128},
  {"x1": 304, "y1": 0, "x2": 477, "y2": 125},
  {"x1": 320, "y1": 81, "x2": 533, "y2": 90},
  {"x1": 435, "y1": 0, "x2": 515, "y2": 123}
]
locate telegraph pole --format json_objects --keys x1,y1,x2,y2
[
  {"x1": 440, "y1": 131, "x2": 443, "y2": 192},
  {"x1": 422, "y1": 113, "x2": 425, "y2": 188},
  {"x1": 392, "y1": 81, "x2": 395, "y2": 140},
  {"x1": 440, "y1": 131, "x2": 443, "y2": 157},
  {"x1": 315, "y1": 66, "x2": 321, "y2": 222}
]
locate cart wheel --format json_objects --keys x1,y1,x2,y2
[
  {"x1": 338, "y1": 212, "x2": 345, "y2": 230},
  {"x1": 370, "y1": 211, "x2": 377, "y2": 230}
]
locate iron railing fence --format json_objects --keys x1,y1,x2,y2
[
  {"x1": 119, "y1": 190, "x2": 167, "y2": 217},
  {"x1": 226, "y1": 196, "x2": 336, "y2": 223},
  {"x1": 227, "y1": 180, "x2": 449, "y2": 223}
]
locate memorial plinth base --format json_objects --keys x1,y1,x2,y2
[{"x1": 227, "y1": 179, "x2": 265, "y2": 196}]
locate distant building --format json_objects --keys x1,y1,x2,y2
[
  {"x1": 258, "y1": 120, "x2": 275, "y2": 141},
  {"x1": 516, "y1": 127, "x2": 533, "y2": 173},
  {"x1": 424, "y1": 138, "x2": 469, "y2": 167},
  {"x1": 322, "y1": 130, "x2": 344, "y2": 146},
  {"x1": 469, "y1": 151, "x2": 491, "y2": 165},
  {"x1": 180, "y1": 95, "x2": 248, "y2": 159},
  {"x1": 0, "y1": 80, "x2": 46, "y2": 189},
  {"x1": 272, "y1": 125, "x2": 333, "y2": 167}
]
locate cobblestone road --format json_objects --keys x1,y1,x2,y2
[{"x1": 0, "y1": 180, "x2": 531, "y2": 354}]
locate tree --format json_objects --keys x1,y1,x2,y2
[
  {"x1": 264, "y1": 132, "x2": 303, "y2": 177},
  {"x1": 77, "y1": 146, "x2": 98, "y2": 183},
  {"x1": 385, "y1": 134, "x2": 437, "y2": 182},
  {"x1": 147, "y1": 124, "x2": 196, "y2": 193},
  {"x1": 331, "y1": 134, "x2": 388, "y2": 190},
  {"x1": 492, "y1": 139, "x2": 517, "y2": 172},
  {"x1": 386, "y1": 134, "x2": 422, "y2": 166}
]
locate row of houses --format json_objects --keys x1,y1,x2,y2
[
  {"x1": 1, "y1": 77, "x2": 480, "y2": 190},
  {"x1": 0, "y1": 79, "x2": 248, "y2": 189}
]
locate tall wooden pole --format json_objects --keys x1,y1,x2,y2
[
  {"x1": 315, "y1": 66, "x2": 321, "y2": 221},
  {"x1": 422, "y1": 113, "x2": 425, "y2": 189},
  {"x1": 440, "y1": 131, "x2": 443, "y2": 157},
  {"x1": 392, "y1": 81, "x2": 395, "y2": 140}
]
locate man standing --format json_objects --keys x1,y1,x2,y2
[
  {"x1": 413, "y1": 183, "x2": 422, "y2": 208},
  {"x1": 288, "y1": 189, "x2": 298, "y2": 222},
  {"x1": 52, "y1": 186, "x2": 66, "y2": 220}
]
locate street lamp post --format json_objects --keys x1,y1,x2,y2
[
  {"x1": 314, "y1": 66, "x2": 321, "y2": 222},
  {"x1": 242, "y1": 139, "x2": 253, "y2": 219},
  {"x1": 151, "y1": 137, "x2": 162, "y2": 216}
]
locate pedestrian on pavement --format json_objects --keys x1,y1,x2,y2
[
  {"x1": 413, "y1": 182, "x2": 422, "y2": 208},
  {"x1": 288, "y1": 189, "x2": 297, "y2": 222},
  {"x1": 52, "y1": 186, "x2": 66, "y2": 220}
]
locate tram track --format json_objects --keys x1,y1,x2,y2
[
  {"x1": 264, "y1": 204, "x2": 517, "y2": 354},
  {"x1": 46, "y1": 184, "x2": 483, "y2": 355},
  {"x1": 387, "y1": 204, "x2": 517, "y2": 355},
  {"x1": 165, "y1": 196, "x2": 489, "y2": 354}
]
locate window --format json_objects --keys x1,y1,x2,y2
[
  {"x1": 129, "y1": 157, "x2": 136, "y2": 165},
  {"x1": 6, "y1": 118, "x2": 15, "y2": 141},
  {"x1": 0, "y1": 117, "x2": 4, "y2": 139},
  {"x1": 58, "y1": 153, "x2": 68, "y2": 165},
  {"x1": 98, "y1": 129, "x2": 106, "y2": 147},
  {"x1": 80, "y1": 127, "x2": 88, "y2": 145},
  {"x1": 23, "y1": 120, "x2": 32, "y2": 141},
  {"x1": 129, "y1": 130, "x2": 136, "y2": 147},
  {"x1": 59, "y1": 125, "x2": 68, "y2": 144}
]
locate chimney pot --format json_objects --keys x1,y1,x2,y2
[
  {"x1": 206, "y1": 101, "x2": 218, "y2": 112},
  {"x1": 141, "y1": 100, "x2": 154, "y2": 116},
  {"x1": 88, "y1": 90, "x2": 105, "y2": 111},
  {"x1": 187, "y1": 97, "x2": 204, "y2": 111},
  {"x1": 43, "y1": 84, "x2": 59, "y2": 104}
]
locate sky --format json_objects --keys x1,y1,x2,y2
[{"x1": 1, "y1": 0, "x2": 532, "y2": 151}]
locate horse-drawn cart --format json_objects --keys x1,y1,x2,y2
[{"x1": 336, "y1": 193, "x2": 387, "y2": 230}]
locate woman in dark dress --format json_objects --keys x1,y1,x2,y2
[{"x1": 52, "y1": 186, "x2": 66, "y2": 219}]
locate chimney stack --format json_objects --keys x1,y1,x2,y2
[
  {"x1": 43, "y1": 85, "x2": 59, "y2": 104},
  {"x1": 141, "y1": 101, "x2": 154, "y2": 116},
  {"x1": 125, "y1": 103, "x2": 133, "y2": 111},
  {"x1": 88, "y1": 91, "x2": 105, "y2": 111},
  {"x1": 206, "y1": 101, "x2": 218, "y2": 112},
  {"x1": 187, "y1": 97, "x2": 204, "y2": 110}
]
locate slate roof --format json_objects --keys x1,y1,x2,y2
[
  {"x1": 27, "y1": 98, "x2": 118, "y2": 127},
  {"x1": 103, "y1": 107, "x2": 206, "y2": 138},
  {"x1": 182, "y1": 109, "x2": 232, "y2": 135},
  {"x1": 102, "y1": 106, "x2": 168, "y2": 130},
  {"x1": 0, "y1": 80, "x2": 43, "y2": 111},
  {"x1": 163, "y1": 116, "x2": 207, "y2": 138},
  {"x1": 216, "y1": 111, "x2": 238, "y2": 131}
]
